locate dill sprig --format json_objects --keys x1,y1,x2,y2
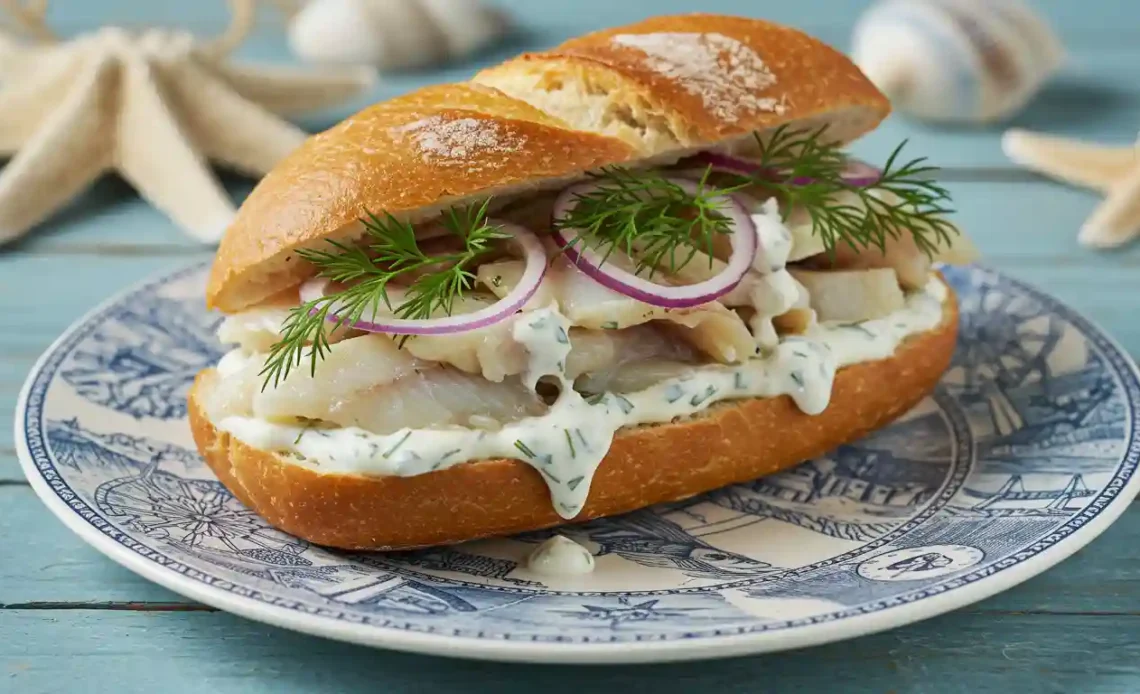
[
  {"x1": 258, "y1": 200, "x2": 506, "y2": 390},
  {"x1": 257, "y1": 128, "x2": 957, "y2": 387},
  {"x1": 555, "y1": 129, "x2": 956, "y2": 274},
  {"x1": 746, "y1": 125, "x2": 958, "y2": 257},
  {"x1": 553, "y1": 166, "x2": 747, "y2": 277}
]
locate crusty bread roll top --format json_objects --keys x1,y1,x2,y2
[
  {"x1": 206, "y1": 13, "x2": 890, "y2": 314},
  {"x1": 189, "y1": 14, "x2": 949, "y2": 551}
]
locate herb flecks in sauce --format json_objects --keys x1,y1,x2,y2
[{"x1": 220, "y1": 280, "x2": 947, "y2": 520}]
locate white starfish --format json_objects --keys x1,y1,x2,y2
[
  {"x1": 1002, "y1": 128, "x2": 1140, "y2": 249},
  {"x1": 0, "y1": 1, "x2": 374, "y2": 245}
]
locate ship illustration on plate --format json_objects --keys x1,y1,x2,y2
[
  {"x1": 667, "y1": 434, "x2": 952, "y2": 543},
  {"x1": 73, "y1": 426, "x2": 496, "y2": 615},
  {"x1": 940, "y1": 270, "x2": 1126, "y2": 519},
  {"x1": 20, "y1": 263, "x2": 1140, "y2": 643}
]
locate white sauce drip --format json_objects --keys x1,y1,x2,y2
[
  {"x1": 740, "y1": 199, "x2": 801, "y2": 349},
  {"x1": 752, "y1": 198, "x2": 793, "y2": 274},
  {"x1": 218, "y1": 279, "x2": 946, "y2": 520},
  {"x1": 512, "y1": 306, "x2": 571, "y2": 392},
  {"x1": 526, "y1": 535, "x2": 595, "y2": 576}
]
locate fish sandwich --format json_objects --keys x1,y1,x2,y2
[{"x1": 191, "y1": 14, "x2": 977, "y2": 550}]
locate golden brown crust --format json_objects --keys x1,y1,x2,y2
[
  {"x1": 207, "y1": 16, "x2": 891, "y2": 313},
  {"x1": 190, "y1": 284, "x2": 957, "y2": 551},
  {"x1": 206, "y1": 84, "x2": 637, "y2": 312},
  {"x1": 474, "y1": 13, "x2": 890, "y2": 150}
]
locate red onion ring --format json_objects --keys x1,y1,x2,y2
[
  {"x1": 551, "y1": 178, "x2": 757, "y2": 309},
  {"x1": 300, "y1": 220, "x2": 547, "y2": 335},
  {"x1": 689, "y1": 151, "x2": 882, "y2": 187}
]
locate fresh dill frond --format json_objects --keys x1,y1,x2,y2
[
  {"x1": 258, "y1": 199, "x2": 506, "y2": 390},
  {"x1": 388, "y1": 198, "x2": 507, "y2": 322},
  {"x1": 258, "y1": 129, "x2": 957, "y2": 389},
  {"x1": 553, "y1": 166, "x2": 747, "y2": 277},
  {"x1": 747, "y1": 125, "x2": 958, "y2": 257}
]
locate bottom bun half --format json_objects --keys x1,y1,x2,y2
[{"x1": 189, "y1": 284, "x2": 958, "y2": 550}]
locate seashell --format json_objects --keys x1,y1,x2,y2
[
  {"x1": 287, "y1": 0, "x2": 510, "y2": 71},
  {"x1": 851, "y1": 0, "x2": 1064, "y2": 124}
]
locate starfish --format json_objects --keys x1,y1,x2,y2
[
  {"x1": 1002, "y1": 128, "x2": 1140, "y2": 249},
  {"x1": 0, "y1": 0, "x2": 374, "y2": 245}
]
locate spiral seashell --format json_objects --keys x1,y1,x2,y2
[
  {"x1": 287, "y1": 0, "x2": 511, "y2": 71},
  {"x1": 851, "y1": 0, "x2": 1064, "y2": 124}
]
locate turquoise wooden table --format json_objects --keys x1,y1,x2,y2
[{"x1": 3, "y1": 1, "x2": 1140, "y2": 691}]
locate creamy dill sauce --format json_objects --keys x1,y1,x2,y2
[
  {"x1": 512, "y1": 306, "x2": 571, "y2": 392},
  {"x1": 737, "y1": 200, "x2": 800, "y2": 349},
  {"x1": 218, "y1": 278, "x2": 946, "y2": 520},
  {"x1": 526, "y1": 535, "x2": 596, "y2": 576},
  {"x1": 751, "y1": 199, "x2": 793, "y2": 275},
  {"x1": 745, "y1": 271, "x2": 802, "y2": 348}
]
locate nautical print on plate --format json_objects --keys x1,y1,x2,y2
[{"x1": 16, "y1": 263, "x2": 1140, "y2": 663}]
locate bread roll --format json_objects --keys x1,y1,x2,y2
[
  {"x1": 475, "y1": 13, "x2": 889, "y2": 152},
  {"x1": 191, "y1": 284, "x2": 956, "y2": 549},
  {"x1": 207, "y1": 15, "x2": 890, "y2": 313},
  {"x1": 194, "y1": 14, "x2": 960, "y2": 551}
]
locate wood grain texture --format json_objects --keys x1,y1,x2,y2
[
  {"x1": 0, "y1": 2, "x2": 1134, "y2": 262},
  {"x1": 3, "y1": 0, "x2": 1140, "y2": 691},
  {"x1": 3, "y1": 609, "x2": 1140, "y2": 694},
  {"x1": 0, "y1": 487, "x2": 189, "y2": 605}
]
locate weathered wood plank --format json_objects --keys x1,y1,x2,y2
[
  {"x1": 3, "y1": 608, "x2": 1139, "y2": 693},
  {"x1": 38, "y1": 0, "x2": 1140, "y2": 42},
  {"x1": 0, "y1": 254, "x2": 211, "y2": 342},
  {"x1": 9, "y1": 172, "x2": 1138, "y2": 260},
  {"x1": 0, "y1": 486, "x2": 191, "y2": 604},
  {"x1": 5, "y1": 2, "x2": 1139, "y2": 257}
]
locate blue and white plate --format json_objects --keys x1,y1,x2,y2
[{"x1": 15, "y1": 263, "x2": 1140, "y2": 663}]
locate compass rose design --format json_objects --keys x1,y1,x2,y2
[{"x1": 94, "y1": 455, "x2": 309, "y2": 566}]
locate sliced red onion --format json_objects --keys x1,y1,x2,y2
[
  {"x1": 551, "y1": 178, "x2": 757, "y2": 309},
  {"x1": 300, "y1": 220, "x2": 546, "y2": 335},
  {"x1": 689, "y1": 151, "x2": 882, "y2": 187},
  {"x1": 839, "y1": 159, "x2": 882, "y2": 186}
]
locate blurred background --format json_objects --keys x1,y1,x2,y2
[
  {"x1": 13, "y1": 0, "x2": 1133, "y2": 153},
  {"x1": 4, "y1": 2, "x2": 1140, "y2": 692},
  {"x1": 5, "y1": 0, "x2": 1136, "y2": 336}
]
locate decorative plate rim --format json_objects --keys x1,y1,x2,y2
[{"x1": 15, "y1": 261, "x2": 1140, "y2": 664}]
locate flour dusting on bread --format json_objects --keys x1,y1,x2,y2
[
  {"x1": 198, "y1": 14, "x2": 941, "y2": 550},
  {"x1": 611, "y1": 32, "x2": 785, "y2": 121},
  {"x1": 393, "y1": 115, "x2": 527, "y2": 167}
]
